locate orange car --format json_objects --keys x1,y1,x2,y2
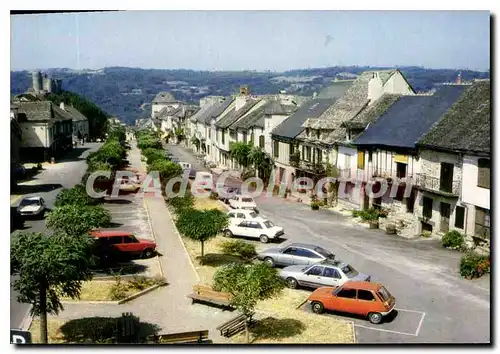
[{"x1": 307, "y1": 281, "x2": 395, "y2": 324}]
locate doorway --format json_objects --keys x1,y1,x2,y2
[{"x1": 440, "y1": 202, "x2": 451, "y2": 232}]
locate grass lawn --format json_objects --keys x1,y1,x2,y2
[
  {"x1": 29, "y1": 319, "x2": 66, "y2": 344},
  {"x1": 60, "y1": 280, "x2": 137, "y2": 302},
  {"x1": 192, "y1": 196, "x2": 226, "y2": 212}
]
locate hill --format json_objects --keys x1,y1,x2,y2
[{"x1": 10, "y1": 66, "x2": 489, "y2": 126}]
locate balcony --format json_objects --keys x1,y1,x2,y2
[
  {"x1": 371, "y1": 168, "x2": 414, "y2": 182},
  {"x1": 339, "y1": 168, "x2": 352, "y2": 180},
  {"x1": 415, "y1": 173, "x2": 461, "y2": 197}
]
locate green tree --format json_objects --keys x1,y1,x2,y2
[
  {"x1": 325, "y1": 160, "x2": 340, "y2": 207},
  {"x1": 212, "y1": 263, "x2": 285, "y2": 343},
  {"x1": 46, "y1": 205, "x2": 111, "y2": 236},
  {"x1": 147, "y1": 159, "x2": 182, "y2": 194},
  {"x1": 142, "y1": 148, "x2": 165, "y2": 165},
  {"x1": 230, "y1": 142, "x2": 252, "y2": 169},
  {"x1": 11, "y1": 231, "x2": 95, "y2": 343},
  {"x1": 55, "y1": 184, "x2": 101, "y2": 207},
  {"x1": 174, "y1": 128, "x2": 185, "y2": 143},
  {"x1": 248, "y1": 146, "x2": 273, "y2": 181},
  {"x1": 175, "y1": 209, "x2": 228, "y2": 257}
]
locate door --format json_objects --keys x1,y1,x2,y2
[
  {"x1": 233, "y1": 220, "x2": 249, "y2": 236},
  {"x1": 300, "y1": 265, "x2": 325, "y2": 288},
  {"x1": 248, "y1": 221, "x2": 264, "y2": 239},
  {"x1": 279, "y1": 167, "x2": 285, "y2": 183},
  {"x1": 440, "y1": 162, "x2": 454, "y2": 193},
  {"x1": 330, "y1": 287, "x2": 358, "y2": 314},
  {"x1": 356, "y1": 289, "x2": 378, "y2": 316},
  {"x1": 440, "y1": 202, "x2": 451, "y2": 232},
  {"x1": 277, "y1": 246, "x2": 299, "y2": 266},
  {"x1": 321, "y1": 267, "x2": 343, "y2": 288},
  {"x1": 109, "y1": 235, "x2": 125, "y2": 252},
  {"x1": 122, "y1": 235, "x2": 140, "y2": 254}
]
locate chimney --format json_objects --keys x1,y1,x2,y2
[
  {"x1": 239, "y1": 85, "x2": 250, "y2": 96},
  {"x1": 456, "y1": 72, "x2": 462, "y2": 85},
  {"x1": 60, "y1": 102, "x2": 65, "y2": 111}
]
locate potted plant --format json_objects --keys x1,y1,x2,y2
[{"x1": 386, "y1": 224, "x2": 397, "y2": 235}]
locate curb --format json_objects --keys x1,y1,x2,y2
[
  {"x1": 118, "y1": 284, "x2": 162, "y2": 304},
  {"x1": 19, "y1": 305, "x2": 34, "y2": 331},
  {"x1": 143, "y1": 197, "x2": 166, "y2": 279},
  {"x1": 165, "y1": 205, "x2": 201, "y2": 282},
  {"x1": 60, "y1": 284, "x2": 164, "y2": 305}
]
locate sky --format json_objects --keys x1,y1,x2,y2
[{"x1": 10, "y1": 10, "x2": 490, "y2": 72}]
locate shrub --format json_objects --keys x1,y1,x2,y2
[
  {"x1": 311, "y1": 202, "x2": 320, "y2": 210},
  {"x1": 168, "y1": 192, "x2": 194, "y2": 215},
  {"x1": 219, "y1": 240, "x2": 257, "y2": 260},
  {"x1": 127, "y1": 275, "x2": 155, "y2": 291},
  {"x1": 151, "y1": 275, "x2": 168, "y2": 286},
  {"x1": 109, "y1": 276, "x2": 129, "y2": 300},
  {"x1": 210, "y1": 191, "x2": 219, "y2": 200},
  {"x1": 459, "y1": 253, "x2": 490, "y2": 279},
  {"x1": 442, "y1": 230, "x2": 464, "y2": 249},
  {"x1": 421, "y1": 230, "x2": 432, "y2": 238},
  {"x1": 386, "y1": 224, "x2": 397, "y2": 235},
  {"x1": 55, "y1": 184, "x2": 99, "y2": 207},
  {"x1": 36, "y1": 162, "x2": 43, "y2": 170},
  {"x1": 352, "y1": 210, "x2": 361, "y2": 218}
]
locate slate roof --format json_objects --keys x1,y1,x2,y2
[
  {"x1": 215, "y1": 98, "x2": 261, "y2": 129},
  {"x1": 232, "y1": 100, "x2": 270, "y2": 130},
  {"x1": 208, "y1": 98, "x2": 233, "y2": 123},
  {"x1": 271, "y1": 99, "x2": 335, "y2": 139},
  {"x1": 418, "y1": 80, "x2": 490, "y2": 154},
  {"x1": 17, "y1": 101, "x2": 71, "y2": 122},
  {"x1": 152, "y1": 92, "x2": 178, "y2": 104},
  {"x1": 343, "y1": 94, "x2": 402, "y2": 130},
  {"x1": 65, "y1": 106, "x2": 88, "y2": 122},
  {"x1": 264, "y1": 100, "x2": 299, "y2": 115},
  {"x1": 316, "y1": 80, "x2": 355, "y2": 99},
  {"x1": 353, "y1": 84, "x2": 469, "y2": 149}
]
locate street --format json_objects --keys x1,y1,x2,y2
[
  {"x1": 10, "y1": 143, "x2": 102, "y2": 329},
  {"x1": 165, "y1": 143, "x2": 491, "y2": 344}
]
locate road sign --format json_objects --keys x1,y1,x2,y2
[{"x1": 10, "y1": 329, "x2": 32, "y2": 344}]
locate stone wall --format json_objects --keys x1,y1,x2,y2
[{"x1": 419, "y1": 149, "x2": 463, "y2": 186}]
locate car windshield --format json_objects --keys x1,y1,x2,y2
[
  {"x1": 20, "y1": 199, "x2": 40, "y2": 206},
  {"x1": 378, "y1": 286, "x2": 391, "y2": 301},
  {"x1": 263, "y1": 220, "x2": 274, "y2": 228},
  {"x1": 342, "y1": 265, "x2": 359, "y2": 278},
  {"x1": 314, "y1": 247, "x2": 335, "y2": 259},
  {"x1": 242, "y1": 197, "x2": 254, "y2": 203},
  {"x1": 249, "y1": 211, "x2": 258, "y2": 218}
]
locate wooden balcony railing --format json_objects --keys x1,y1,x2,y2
[{"x1": 416, "y1": 173, "x2": 461, "y2": 196}]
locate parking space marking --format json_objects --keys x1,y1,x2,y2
[
  {"x1": 415, "y1": 312, "x2": 426, "y2": 336},
  {"x1": 354, "y1": 309, "x2": 426, "y2": 337},
  {"x1": 355, "y1": 324, "x2": 417, "y2": 337}
]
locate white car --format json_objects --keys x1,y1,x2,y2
[
  {"x1": 17, "y1": 196, "x2": 46, "y2": 219},
  {"x1": 228, "y1": 195, "x2": 257, "y2": 211},
  {"x1": 179, "y1": 162, "x2": 191, "y2": 171},
  {"x1": 227, "y1": 209, "x2": 265, "y2": 225},
  {"x1": 223, "y1": 219, "x2": 284, "y2": 243},
  {"x1": 193, "y1": 171, "x2": 214, "y2": 191}
]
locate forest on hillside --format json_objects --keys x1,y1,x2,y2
[{"x1": 11, "y1": 66, "x2": 489, "y2": 125}]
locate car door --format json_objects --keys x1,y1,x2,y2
[
  {"x1": 233, "y1": 220, "x2": 248, "y2": 236},
  {"x1": 227, "y1": 211, "x2": 237, "y2": 225},
  {"x1": 355, "y1": 289, "x2": 378, "y2": 316},
  {"x1": 109, "y1": 235, "x2": 125, "y2": 253},
  {"x1": 299, "y1": 265, "x2": 325, "y2": 288},
  {"x1": 122, "y1": 235, "x2": 140, "y2": 254},
  {"x1": 319, "y1": 267, "x2": 343, "y2": 288},
  {"x1": 248, "y1": 221, "x2": 263, "y2": 239},
  {"x1": 328, "y1": 287, "x2": 358, "y2": 314},
  {"x1": 276, "y1": 246, "x2": 299, "y2": 266}
]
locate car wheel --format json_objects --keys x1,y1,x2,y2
[
  {"x1": 259, "y1": 235, "x2": 269, "y2": 243},
  {"x1": 368, "y1": 312, "x2": 383, "y2": 324},
  {"x1": 142, "y1": 249, "x2": 155, "y2": 258},
  {"x1": 286, "y1": 277, "x2": 298, "y2": 289},
  {"x1": 224, "y1": 229, "x2": 233, "y2": 238},
  {"x1": 39, "y1": 210, "x2": 45, "y2": 219},
  {"x1": 263, "y1": 257, "x2": 275, "y2": 267},
  {"x1": 311, "y1": 301, "x2": 324, "y2": 314}
]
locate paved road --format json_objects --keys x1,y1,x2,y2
[
  {"x1": 10, "y1": 143, "x2": 101, "y2": 329},
  {"x1": 167, "y1": 144, "x2": 491, "y2": 344}
]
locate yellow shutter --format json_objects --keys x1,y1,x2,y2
[
  {"x1": 394, "y1": 154, "x2": 409, "y2": 163},
  {"x1": 357, "y1": 151, "x2": 365, "y2": 169}
]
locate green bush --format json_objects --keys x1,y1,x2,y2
[
  {"x1": 459, "y1": 253, "x2": 490, "y2": 279},
  {"x1": 210, "y1": 191, "x2": 219, "y2": 200},
  {"x1": 311, "y1": 202, "x2": 320, "y2": 210},
  {"x1": 421, "y1": 230, "x2": 432, "y2": 238},
  {"x1": 219, "y1": 240, "x2": 257, "y2": 260},
  {"x1": 168, "y1": 192, "x2": 194, "y2": 215},
  {"x1": 55, "y1": 184, "x2": 100, "y2": 207},
  {"x1": 352, "y1": 207, "x2": 384, "y2": 221},
  {"x1": 109, "y1": 276, "x2": 129, "y2": 300},
  {"x1": 442, "y1": 230, "x2": 464, "y2": 249},
  {"x1": 142, "y1": 148, "x2": 165, "y2": 165},
  {"x1": 127, "y1": 276, "x2": 155, "y2": 291}
]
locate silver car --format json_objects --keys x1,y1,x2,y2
[
  {"x1": 257, "y1": 243, "x2": 335, "y2": 268},
  {"x1": 279, "y1": 260, "x2": 371, "y2": 289}
]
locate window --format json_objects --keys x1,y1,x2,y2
[
  {"x1": 263, "y1": 220, "x2": 275, "y2": 228},
  {"x1": 377, "y1": 287, "x2": 391, "y2": 301},
  {"x1": 239, "y1": 221, "x2": 249, "y2": 227},
  {"x1": 306, "y1": 266, "x2": 324, "y2": 276},
  {"x1": 221, "y1": 129, "x2": 225, "y2": 144},
  {"x1": 306, "y1": 128, "x2": 310, "y2": 136},
  {"x1": 357, "y1": 151, "x2": 365, "y2": 169},
  {"x1": 249, "y1": 133, "x2": 254, "y2": 145},
  {"x1": 296, "y1": 249, "x2": 322, "y2": 258},
  {"x1": 336, "y1": 288, "x2": 357, "y2": 299},
  {"x1": 306, "y1": 146, "x2": 312, "y2": 161},
  {"x1": 249, "y1": 211, "x2": 258, "y2": 218},
  {"x1": 249, "y1": 221, "x2": 262, "y2": 229},
  {"x1": 236, "y1": 213, "x2": 245, "y2": 219},
  {"x1": 475, "y1": 207, "x2": 490, "y2": 238},
  {"x1": 357, "y1": 290, "x2": 375, "y2": 301},
  {"x1": 316, "y1": 130, "x2": 320, "y2": 139},
  {"x1": 259, "y1": 135, "x2": 265, "y2": 148},
  {"x1": 396, "y1": 162, "x2": 407, "y2": 178},
  {"x1": 323, "y1": 267, "x2": 341, "y2": 279},
  {"x1": 228, "y1": 213, "x2": 235, "y2": 218},
  {"x1": 242, "y1": 197, "x2": 254, "y2": 203},
  {"x1": 208, "y1": 128, "x2": 211, "y2": 139},
  {"x1": 289, "y1": 143, "x2": 294, "y2": 154},
  {"x1": 274, "y1": 140, "x2": 279, "y2": 158},
  {"x1": 455, "y1": 206, "x2": 465, "y2": 229},
  {"x1": 302, "y1": 146, "x2": 305, "y2": 160},
  {"x1": 423, "y1": 197, "x2": 433, "y2": 219},
  {"x1": 314, "y1": 247, "x2": 335, "y2": 260},
  {"x1": 283, "y1": 247, "x2": 298, "y2": 255},
  {"x1": 477, "y1": 158, "x2": 490, "y2": 189},
  {"x1": 242, "y1": 132, "x2": 247, "y2": 143},
  {"x1": 108, "y1": 236, "x2": 123, "y2": 244},
  {"x1": 341, "y1": 265, "x2": 359, "y2": 278},
  {"x1": 440, "y1": 162, "x2": 454, "y2": 193},
  {"x1": 317, "y1": 149, "x2": 323, "y2": 163},
  {"x1": 124, "y1": 236, "x2": 138, "y2": 244}
]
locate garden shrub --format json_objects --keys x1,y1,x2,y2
[
  {"x1": 459, "y1": 253, "x2": 490, "y2": 279},
  {"x1": 421, "y1": 230, "x2": 432, "y2": 238},
  {"x1": 168, "y1": 192, "x2": 194, "y2": 215},
  {"x1": 442, "y1": 230, "x2": 464, "y2": 249},
  {"x1": 210, "y1": 191, "x2": 219, "y2": 200},
  {"x1": 109, "y1": 276, "x2": 129, "y2": 300},
  {"x1": 219, "y1": 240, "x2": 257, "y2": 260},
  {"x1": 311, "y1": 202, "x2": 320, "y2": 210},
  {"x1": 55, "y1": 184, "x2": 101, "y2": 207},
  {"x1": 127, "y1": 276, "x2": 155, "y2": 291}
]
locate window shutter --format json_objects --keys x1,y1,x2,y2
[
  {"x1": 455, "y1": 206, "x2": 465, "y2": 229},
  {"x1": 357, "y1": 151, "x2": 365, "y2": 169}
]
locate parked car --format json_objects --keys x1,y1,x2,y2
[
  {"x1": 217, "y1": 185, "x2": 241, "y2": 203},
  {"x1": 179, "y1": 162, "x2": 191, "y2": 171},
  {"x1": 257, "y1": 243, "x2": 336, "y2": 268},
  {"x1": 117, "y1": 178, "x2": 140, "y2": 193},
  {"x1": 193, "y1": 171, "x2": 214, "y2": 191},
  {"x1": 280, "y1": 260, "x2": 371, "y2": 289},
  {"x1": 307, "y1": 281, "x2": 395, "y2": 324},
  {"x1": 223, "y1": 219, "x2": 284, "y2": 243},
  {"x1": 17, "y1": 196, "x2": 46, "y2": 219},
  {"x1": 90, "y1": 230, "x2": 157, "y2": 259},
  {"x1": 228, "y1": 195, "x2": 257, "y2": 211},
  {"x1": 227, "y1": 209, "x2": 265, "y2": 225}
]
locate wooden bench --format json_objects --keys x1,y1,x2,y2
[
  {"x1": 187, "y1": 284, "x2": 233, "y2": 309},
  {"x1": 148, "y1": 330, "x2": 210, "y2": 344},
  {"x1": 216, "y1": 313, "x2": 254, "y2": 338}
]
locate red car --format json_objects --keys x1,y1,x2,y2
[{"x1": 90, "y1": 230, "x2": 156, "y2": 259}]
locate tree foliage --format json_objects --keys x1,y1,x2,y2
[
  {"x1": 46, "y1": 205, "x2": 111, "y2": 236},
  {"x1": 55, "y1": 184, "x2": 101, "y2": 207},
  {"x1": 147, "y1": 159, "x2": 182, "y2": 184},
  {"x1": 11, "y1": 231, "x2": 95, "y2": 343},
  {"x1": 248, "y1": 146, "x2": 273, "y2": 181},
  {"x1": 142, "y1": 148, "x2": 166, "y2": 165},
  {"x1": 175, "y1": 209, "x2": 228, "y2": 256},
  {"x1": 230, "y1": 142, "x2": 252, "y2": 168}
]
